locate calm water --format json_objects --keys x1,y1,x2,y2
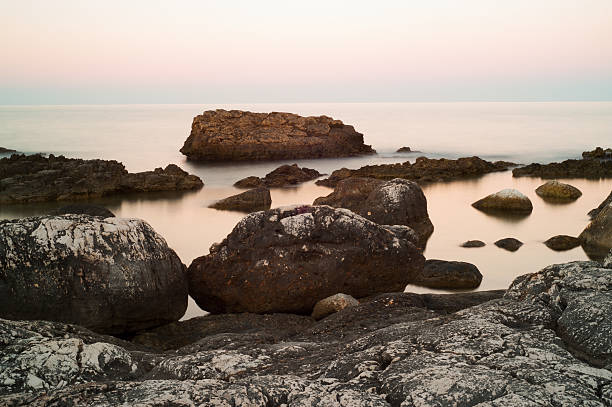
[{"x1": 1, "y1": 102, "x2": 611, "y2": 319}]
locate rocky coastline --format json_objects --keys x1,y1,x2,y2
[{"x1": 513, "y1": 147, "x2": 612, "y2": 179}]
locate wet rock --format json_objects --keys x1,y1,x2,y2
[
  {"x1": 187, "y1": 205, "x2": 425, "y2": 314},
  {"x1": 48, "y1": 203, "x2": 115, "y2": 218},
  {"x1": 234, "y1": 164, "x2": 321, "y2": 188},
  {"x1": 180, "y1": 109, "x2": 375, "y2": 161},
  {"x1": 472, "y1": 189, "x2": 533, "y2": 214},
  {"x1": 0, "y1": 215, "x2": 187, "y2": 335},
  {"x1": 0, "y1": 154, "x2": 203, "y2": 204},
  {"x1": 535, "y1": 180, "x2": 582, "y2": 201},
  {"x1": 544, "y1": 235, "x2": 581, "y2": 251},
  {"x1": 413, "y1": 259, "x2": 482, "y2": 289},
  {"x1": 311, "y1": 294, "x2": 359, "y2": 320},
  {"x1": 461, "y1": 239, "x2": 486, "y2": 248},
  {"x1": 313, "y1": 177, "x2": 434, "y2": 247},
  {"x1": 494, "y1": 237, "x2": 523, "y2": 252},
  {"x1": 580, "y1": 202, "x2": 612, "y2": 257},
  {"x1": 316, "y1": 156, "x2": 514, "y2": 187},
  {"x1": 583, "y1": 146, "x2": 612, "y2": 160},
  {"x1": 209, "y1": 187, "x2": 272, "y2": 212},
  {"x1": 589, "y1": 189, "x2": 612, "y2": 219},
  {"x1": 396, "y1": 146, "x2": 412, "y2": 152}
]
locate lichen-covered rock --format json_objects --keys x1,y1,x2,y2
[
  {"x1": 316, "y1": 156, "x2": 514, "y2": 187},
  {"x1": 180, "y1": 110, "x2": 375, "y2": 161},
  {"x1": 187, "y1": 205, "x2": 425, "y2": 314},
  {"x1": 234, "y1": 164, "x2": 321, "y2": 188},
  {"x1": 589, "y1": 189, "x2": 612, "y2": 219},
  {"x1": 313, "y1": 177, "x2": 434, "y2": 247},
  {"x1": 544, "y1": 235, "x2": 581, "y2": 251},
  {"x1": 413, "y1": 259, "x2": 483, "y2": 289},
  {"x1": 48, "y1": 203, "x2": 115, "y2": 218},
  {"x1": 495, "y1": 237, "x2": 523, "y2": 252},
  {"x1": 0, "y1": 215, "x2": 187, "y2": 335},
  {"x1": 472, "y1": 189, "x2": 533, "y2": 214},
  {"x1": 461, "y1": 239, "x2": 486, "y2": 248},
  {"x1": 0, "y1": 154, "x2": 203, "y2": 204},
  {"x1": 580, "y1": 203, "x2": 612, "y2": 258},
  {"x1": 209, "y1": 187, "x2": 272, "y2": 212},
  {"x1": 535, "y1": 180, "x2": 582, "y2": 201},
  {"x1": 311, "y1": 294, "x2": 359, "y2": 320}
]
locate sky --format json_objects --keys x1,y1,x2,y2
[{"x1": 1, "y1": 0, "x2": 612, "y2": 104}]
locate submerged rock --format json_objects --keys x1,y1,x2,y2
[
  {"x1": 544, "y1": 235, "x2": 582, "y2": 251},
  {"x1": 48, "y1": 203, "x2": 115, "y2": 218},
  {"x1": 313, "y1": 177, "x2": 434, "y2": 247},
  {"x1": 209, "y1": 187, "x2": 272, "y2": 212},
  {"x1": 311, "y1": 293, "x2": 359, "y2": 320},
  {"x1": 495, "y1": 237, "x2": 523, "y2": 252},
  {"x1": 580, "y1": 202, "x2": 612, "y2": 257},
  {"x1": 472, "y1": 189, "x2": 533, "y2": 214},
  {"x1": 460, "y1": 239, "x2": 486, "y2": 248},
  {"x1": 413, "y1": 259, "x2": 482, "y2": 289},
  {"x1": 180, "y1": 110, "x2": 375, "y2": 161},
  {"x1": 0, "y1": 154, "x2": 203, "y2": 204},
  {"x1": 234, "y1": 164, "x2": 321, "y2": 188},
  {"x1": 0, "y1": 215, "x2": 187, "y2": 335},
  {"x1": 535, "y1": 180, "x2": 582, "y2": 201},
  {"x1": 2, "y1": 261, "x2": 611, "y2": 406},
  {"x1": 187, "y1": 205, "x2": 425, "y2": 314},
  {"x1": 316, "y1": 156, "x2": 514, "y2": 187},
  {"x1": 589, "y1": 189, "x2": 612, "y2": 219}
]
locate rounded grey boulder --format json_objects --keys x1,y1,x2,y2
[{"x1": 0, "y1": 215, "x2": 188, "y2": 335}]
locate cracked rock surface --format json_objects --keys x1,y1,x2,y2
[{"x1": 1, "y1": 260, "x2": 611, "y2": 406}]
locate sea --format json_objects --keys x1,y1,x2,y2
[{"x1": 1, "y1": 102, "x2": 611, "y2": 319}]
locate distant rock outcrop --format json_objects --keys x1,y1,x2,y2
[
  {"x1": 316, "y1": 156, "x2": 514, "y2": 188},
  {"x1": 209, "y1": 187, "x2": 272, "y2": 212},
  {"x1": 582, "y1": 146, "x2": 612, "y2": 160},
  {"x1": 234, "y1": 164, "x2": 321, "y2": 188},
  {"x1": 0, "y1": 154, "x2": 203, "y2": 204},
  {"x1": 0, "y1": 147, "x2": 16, "y2": 153},
  {"x1": 513, "y1": 147, "x2": 612, "y2": 179},
  {"x1": 180, "y1": 110, "x2": 375, "y2": 161}
]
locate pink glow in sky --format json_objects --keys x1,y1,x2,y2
[{"x1": 1, "y1": 0, "x2": 611, "y2": 103}]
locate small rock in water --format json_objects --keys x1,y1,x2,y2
[
  {"x1": 460, "y1": 240, "x2": 486, "y2": 248},
  {"x1": 311, "y1": 293, "x2": 359, "y2": 320},
  {"x1": 234, "y1": 164, "x2": 321, "y2": 188},
  {"x1": 396, "y1": 146, "x2": 412, "y2": 153},
  {"x1": 209, "y1": 187, "x2": 272, "y2": 212},
  {"x1": 413, "y1": 259, "x2": 482, "y2": 289},
  {"x1": 495, "y1": 238, "x2": 523, "y2": 252},
  {"x1": 472, "y1": 189, "x2": 533, "y2": 214},
  {"x1": 535, "y1": 180, "x2": 582, "y2": 201},
  {"x1": 544, "y1": 235, "x2": 581, "y2": 251},
  {"x1": 48, "y1": 203, "x2": 115, "y2": 218}
]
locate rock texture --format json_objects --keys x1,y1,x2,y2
[
  {"x1": 48, "y1": 204, "x2": 115, "y2": 218},
  {"x1": 313, "y1": 178, "x2": 434, "y2": 247},
  {"x1": 472, "y1": 189, "x2": 533, "y2": 214},
  {"x1": 311, "y1": 293, "x2": 359, "y2": 320},
  {"x1": 413, "y1": 259, "x2": 482, "y2": 289},
  {"x1": 180, "y1": 110, "x2": 375, "y2": 161},
  {"x1": 589, "y1": 190, "x2": 612, "y2": 219},
  {"x1": 234, "y1": 164, "x2": 321, "y2": 188},
  {"x1": 580, "y1": 202, "x2": 612, "y2": 258},
  {"x1": 604, "y1": 250, "x2": 612, "y2": 268},
  {"x1": 535, "y1": 180, "x2": 582, "y2": 201},
  {"x1": 2, "y1": 261, "x2": 611, "y2": 406},
  {"x1": 209, "y1": 187, "x2": 272, "y2": 212},
  {"x1": 187, "y1": 205, "x2": 425, "y2": 314},
  {"x1": 544, "y1": 235, "x2": 582, "y2": 251},
  {"x1": 513, "y1": 148, "x2": 612, "y2": 179},
  {"x1": 0, "y1": 215, "x2": 187, "y2": 335},
  {"x1": 495, "y1": 238, "x2": 523, "y2": 252},
  {"x1": 461, "y1": 239, "x2": 486, "y2": 248},
  {"x1": 0, "y1": 154, "x2": 203, "y2": 204},
  {"x1": 316, "y1": 156, "x2": 514, "y2": 187}
]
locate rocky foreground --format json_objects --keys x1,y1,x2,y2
[
  {"x1": 180, "y1": 110, "x2": 375, "y2": 161},
  {"x1": 0, "y1": 154, "x2": 203, "y2": 204},
  {"x1": 1, "y1": 256, "x2": 611, "y2": 406}
]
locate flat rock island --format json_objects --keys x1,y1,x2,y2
[{"x1": 180, "y1": 109, "x2": 375, "y2": 161}]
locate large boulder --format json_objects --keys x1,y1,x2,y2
[
  {"x1": 180, "y1": 110, "x2": 375, "y2": 161},
  {"x1": 580, "y1": 202, "x2": 612, "y2": 257},
  {"x1": 0, "y1": 215, "x2": 188, "y2": 335},
  {"x1": 535, "y1": 180, "x2": 582, "y2": 201},
  {"x1": 472, "y1": 189, "x2": 533, "y2": 214},
  {"x1": 313, "y1": 178, "x2": 434, "y2": 247},
  {"x1": 187, "y1": 205, "x2": 425, "y2": 314},
  {"x1": 209, "y1": 187, "x2": 272, "y2": 212},
  {"x1": 234, "y1": 164, "x2": 321, "y2": 188},
  {"x1": 412, "y1": 259, "x2": 483, "y2": 289},
  {"x1": 0, "y1": 154, "x2": 203, "y2": 204}
]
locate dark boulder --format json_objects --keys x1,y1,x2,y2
[
  {"x1": 48, "y1": 204, "x2": 115, "y2": 218},
  {"x1": 513, "y1": 157, "x2": 612, "y2": 179},
  {"x1": 209, "y1": 187, "x2": 272, "y2": 212},
  {"x1": 187, "y1": 205, "x2": 425, "y2": 314},
  {"x1": 460, "y1": 239, "x2": 486, "y2": 248},
  {"x1": 535, "y1": 180, "x2": 582, "y2": 201},
  {"x1": 0, "y1": 215, "x2": 188, "y2": 335},
  {"x1": 412, "y1": 259, "x2": 483, "y2": 289},
  {"x1": 313, "y1": 177, "x2": 434, "y2": 247},
  {"x1": 396, "y1": 146, "x2": 412, "y2": 152},
  {"x1": 472, "y1": 189, "x2": 533, "y2": 214},
  {"x1": 234, "y1": 163, "x2": 321, "y2": 188},
  {"x1": 544, "y1": 235, "x2": 581, "y2": 251},
  {"x1": 580, "y1": 202, "x2": 612, "y2": 258},
  {"x1": 494, "y1": 237, "x2": 523, "y2": 252}
]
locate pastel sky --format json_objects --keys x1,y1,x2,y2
[{"x1": 2, "y1": 0, "x2": 612, "y2": 104}]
